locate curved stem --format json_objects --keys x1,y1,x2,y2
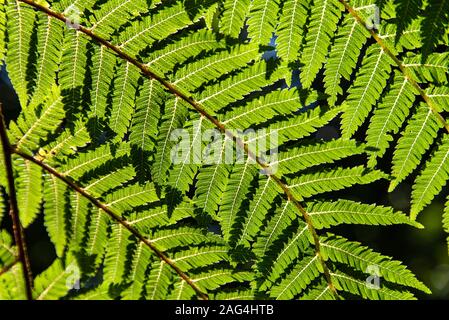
[
  {"x1": 18, "y1": 0, "x2": 338, "y2": 298},
  {"x1": 0, "y1": 105, "x2": 33, "y2": 300}
]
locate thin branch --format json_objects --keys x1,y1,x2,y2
[
  {"x1": 0, "y1": 258, "x2": 19, "y2": 277},
  {"x1": 339, "y1": 0, "x2": 449, "y2": 134},
  {"x1": 0, "y1": 104, "x2": 33, "y2": 300},
  {"x1": 13, "y1": 149, "x2": 209, "y2": 300},
  {"x1": 18, "y1": 0, "x2": 339, "y2": 298}
]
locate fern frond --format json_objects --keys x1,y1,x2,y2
[
  {"x1": 86, "y1": 207, "x2": 110, "y2": 259},
  {"x1": 0, "y1": 264, "x2": 26, "y2": 300},
  {"x1": 89, "y1": 0, "x2": 149, "y2": 39},
  {"x1": 214, "y1": 289, "x2": 255, "y2": 300},
  {"x1": 251, "y1": 105, "x2": 343, "y2": 147},
  {"x1": 234, "y1": 175, "x2": 282, "y2": 246},
  {"x1": 34, "y1": 258, "x2": 72, "y2": 300},
  {"x1": 171, "y1": 245, "x2": 229, "y2": 271},
  {"x1": 109, "y1": 61, "x2": 140, "y2": 140},
  {"x1": 59, "y1": 30, "x2": 89, "y2": 113},
  {"x1": 273, "y1": 139, "x2": 363, "y2": 175},
  {"x1": 341, "y1": 45, "x2": 393, "y2": 139},
  {"x1": 219, "y1": 157, "x2": 258, "y2": 241},
  {"x1": 145, "y1": 260, "x2": 171, "y2": 300},
  {"x1": 0, "y1": 231, "x2": 15, "y2": 268},
  {"x1": 173, "y1": 44, "x2": 258, "y2": 92},
  {"x1": 72, "y1": 284, "x2": 112, "y2": 300},
  {"x1": 288, "y1": 166, "x2": 386, "y2": 199},
  {"x1": 299, "y1": 281, "x2": 336, "y2": 300},
  {"x1": 129, "y1": 78, "x2": 164, "y2": 174},
  {"x1": 117, "y1": 1, "x2": 209, "y2": 55},
  {"x1": 276, "y1": 0, "x2": 308, "y2": 64},
  {"x1": 390, "y1": 103, "x2": 443, "y2": 191},
  {"x1": 269, "y1": 255, "x2": 321, "y2": 299},
  {"x1": 104, "y1": 224, "x2": 131, "y2": 284},
  {"x1": 149, "y1": 227, "x2": 222, "y2": 251},
  {"x1": 330, "y1": 271, "x2": 416, "y2": 300},
  {"x1": 253, "y1": 200, "x2": 299, "y2": 260},
  {"x1": 68, "y1": 192, "x2": 90, "y2": 250},
  {"x1": 104, "y1": 182, "x2": 158, "y2": 213},
  {"x1": 122, "y1": 242, "x2": 152, "y2": 300},
  {"x1": 324, "y1": 14, "x2": 369, "y2": 105},
  {"x1": 152, "y1": 97, "x2": 189, "y2": 185},
  {"x1": 15, "y1": 157, "x2": 42, "y2": 227},
  {"x1": 421, "y1": 0, "x2": 449, "y2": 57},
  {"x1": 83, "y1": 165, "x2": 135, "y2": 197},
  {"x1": 410, "y1": 138, "x2": 449, "y2": 219},
  {"x1": 146, "y1": 30, "x2": 225, "y2": 75},
  {"x1": 321, "y1": 234, "x2": 430, "y2": 293},
  {"x1": 61, "y1": 144, "x2": 130, "y2": 179},
  {"x1": 247, "y1": 0, "x2": 280, "y2": 46},
  {"x1": 220, "y1": 0, "x2": 250, "y2": 38},
  {"x1": 366, "y1": 72, "x2": 417, "y2": 166},
  {"x1": 198, "y1": 61, "x2": 286, "y2": 114},
  {"x1": 194, "y1": 143, "x2": 232, "y2": 217},
  {"x1": 28, "y1": 14, "x2": 64, "y2": 108},
  {"x1": 403, "y1": 52, "x2": 449, "y2": 85},
  {"x1": 170, "y1": 269, "x2": 253, "y2": 300},
  {"x1": 426, "y1": 86, "x2": 449, "y2": 112},
  {"x1": 261, "y1": 224, "x2": 311, "y2": 290},
  {"x1": 0, "y1": 0, "x2": 6, "y2": 61},
  {"x1": 10, "y1": 85, "x2": 65, "y2": 155},
  {"x1": 5, "y1": 0, "x2": 36, "y2": 106},
  {"x1": 88, "y1": 46, "x2": 116, "y2": 136},
  {"x1": 300, "y1": 0, "x2": 342, "y2": 88},
  {"x1": 43, "y1": 174, "x2": 68, "y2": 257},
  {"x1": 127, "y1": 200, "x2": 193, "y2": 232},
  {"x1": 167, "y1": 116, "x2": 206, "y2": 195},
  {"x1": 220, "y1": 88, "x2": 305, "y2": 129},
  {"x1": 1, "y1": 0, "x2": 439, "y2": 301},
  {"x1": 307, "y1": 200, "x2": 421, "y2": 229},
  {"x1": 38, "y1": 121, "x2": 91, "y2": 164}
]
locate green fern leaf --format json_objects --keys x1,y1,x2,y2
[
  {"x1": 324, "y1": 14, "x2": 369, "y2": 105},
  {"x1": 321, "y1": 234, "x2": 430, "y2": 293},
  {"x1": 307, "y1": 200, "x2": 422, "y2": 229},
  {"x1": 366, "y1": 72, "x2": 418, "y2": 166},
  {"x1": 341, "y1": 45, "x2": 393, "y2": 139},
  {"x1": 34, "y1": 259, "x2": 72, "y2": 300},
  {"x1": 331, "y1": 271, "x2": 416, "y2": 300},
  {"x1": 5, "y1": 0, "x2": 36, "y2": 106},
  {"x1": 300, "y1": 0, "x2": 342, "y2": 88},
  {"x1": 104, "y1": 224, "x2": 131, "y2": 284},
  {"x1": 273, "y1": 139, "x2": 364, "y2": 175},
  {"x1": 276, "y1": 0, "x2": 308, "y2": 64},
  {"x1": 15, "y1": 157, "x2": 42, "y2": 227},
  {"x1": 43, "y1": 174, "x2": 68, "y2": 257},
  {"x1": 411, "y1": 138, "x2": 449, "y2": 219},
  {"x1": 270, "y1": 255, "x2": 321, "y2": 299},
  {"x1": 247, "y1": 0, "x2": 280, "y2": 46},
  {"x1": 220, "y1": 0, "x2": 250, "y2": 38},
  {"x1": 288, "y1": 166, "x2": 386, "y2": 199},
  {"x1": 390, "y1": 102, "x2": 443, "y2": 191}
]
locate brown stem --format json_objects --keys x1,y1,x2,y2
[
  {"x1": 0, "y1": 258, "x2": 19, "y2": 277},
  {"x1": 18, "y1": 0, "x2": 339, "y2": 298},
  {"x1": 13, "y1": 149, "x2": 209, "y2": 300},
  {"x1": 0, "y1": 105, "x2": 33, "y2": 300}
]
